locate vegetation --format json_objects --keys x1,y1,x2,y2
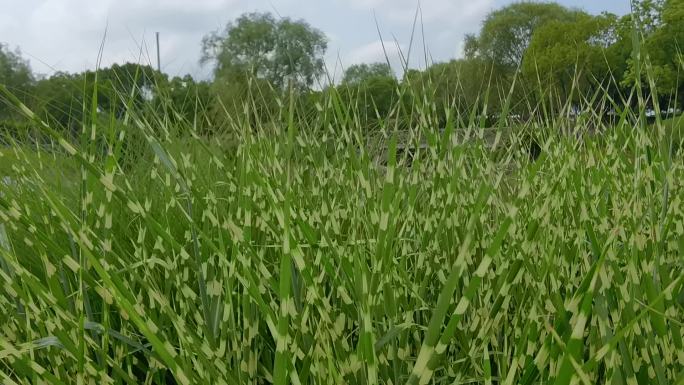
[
  {"x1": 201, "y1": 12, "x2": 327, "y2": 90},
  {"x1": 341, "y1": 63, "x2": 394, "y2": 85},
  {"x1": 0, "y1": 44, "x2": 34, "y2": 122},
  {"x1": 2, "y1": 2, "x2": 682, "y2": 134},
  {"x1": 464, "y1": 2, "x2": 585, "y2": 69},
  {"x1": 0, "y1": 0, "x2": 683, "y2": 384}
]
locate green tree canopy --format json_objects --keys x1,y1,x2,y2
[
  {"x1": 639, "y1": 0, "x2": 683, "y2": 107},
  {"x1": 337, "y1": 74, "x2": 398, "y2": 129},
  {"x1": 32, "y1": 71, "x2": 85, "y2": 131},
  {"x1": 153, "y1": 74, "x2": 212, "y2": 128},
  {"x1": 336, "y1": 62, "x2": 397, "y2": 129},
  {"x1": 466, "y1": 2, "x2": 585, "y2": 69},
  {"x1": 0, "y1": 43, "x2": 34, "y2": 120},
  {"x1": 341, "y1": 62, "x2": 393, "y2": 85},
  {"x1": 30, "y1": 63, "x2": 166, "y2": 133},
  {"x1": 403, "y1": 58, "x2": 511, "y2": 124},
  {"x1": 618, "y1": 0, "x2": 683, "y2": 109},
  {"x1": 0, "y1": 43, "x2": 33, "y2": 92},
  {"x1": 632, "y1": 0, "x2": 665, "y2": 34},
  {"x1": 523, "y1": 13, "x2": 620, "y2": 103},
  {"x1": 201, "y1": 12, "x2": 327, "y2": 89}
]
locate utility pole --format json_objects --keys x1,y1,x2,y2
[{"x1": 155, "y1": 32, "x2": 161, "y2": 72}]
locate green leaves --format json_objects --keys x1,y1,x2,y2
[{"x1": 202, "y1": 12, "x2": 327, "y2": 90}]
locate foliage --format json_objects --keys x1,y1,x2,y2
[
  {"x1": 335, "y1": 62, "x2": 398, "y2": 128},
  {"x1": 523, "y1": 13, "x2": 621, "y2": 104},
  {"x1": 207, "y1": 69, "x2": 282, "y2": 131},
  {"x1": 465, "y1": 2, "x2": 585, "y2": 69},
  {"x1": 152, "y1": 74, "x2": 213, "y2": 129},
  {"x1": 30, "y1": 64, "x2": 160, "y2": 128},
  {"x1": 27, "y1": 63, "x2": 217, "y2": 137},
  {"x1": 341, "y1": 63, "x2": 393, "y2": 85},
  {"x1": 2, "y1": 5, "x2": 681, "y2": 136},
  {"x1": 617, "y1": 0, "x2": 683, "y2": 109},
  {"x1": 406, "y1": 58, "x2": 509, "y2": 121},
  {"x1": 201, "y1": 12, "x2": 327, "y2": 90},
  {"x1": 199, "y1": 12, "x2": 328, "y2": 131},
  {"x1": 0, "y1": 43, "x2": 33, "y2": 94},
  {"x1": 641, "y1": 0, "x2": 683, "y2": 107},
  {"x1": 632, "y1": 0, "x2": 666, "y2": 34},
  {"x1": 338, "y1": 75, "x2": 398, "y2": 129},
  {"x1": 0, "y1": 43, "x2": 33, "y2": 120}
]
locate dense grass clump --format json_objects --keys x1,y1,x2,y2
[{"x1": 1, "y1": 73, "x2": 684, "y2": 385}]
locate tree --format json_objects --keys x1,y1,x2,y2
[
  {"x1": 31, "y1": 71, "x2": 85, "y2": 132},
  {"x1": 0, "y1": 43, "x2": 34, "y2": 120},
  {"x1": 94, "y1": 63, "x2": 160, "y2": 118},
  {"x1": 337, "y1": 75, "x2": 398, "y2": 129},
  {"x1": 31, "y1": 63, "x2": 162, "y2": 130},
  {"x1": 153, "y1": 74, "x2": 213, "y2": 131},
  {"x1": 0, "y1": 43, "x2": 33, "y2": 93},
  {"x1": 337, "y1": 62, "x2": 396, "y2": 128},
  {"x1": 341, "y1": 63, "x2": 393, "y2": 85},
  {"x1": 466, "y1": 2, "x2": 584, "y2": 69},
  {"x1": 620, "y1": 0, "x2": 683, "y2": 110},
  {"x1": 640, "y1": 0, "x2": 683, "y2": 109},
  {"x1": 523, "y1": 13, "x2": 620, "y2": 105},
  {"x1": 632, "y1": 0, "x2": 665, "y2": 34},
  {"x1": 404, "y1": 58, "x2": 510, "y2": 125},
  {"x1": 201, "y1": 12, "x2": 327, "y2": 90},
  {"x1": 207, "y1": 70, "x2": 282, "y2": 130}
]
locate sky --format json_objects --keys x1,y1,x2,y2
[{"x1": 0, "y1": 0, "x2": 632, "y2": 82}]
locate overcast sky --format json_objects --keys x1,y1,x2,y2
[{"x1": 0, "y1": 0, "x2": 631, "y2": 82}]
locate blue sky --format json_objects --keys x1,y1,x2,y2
[{"x1": 0, "y1": 0, "x2": 631, "y2": 82}]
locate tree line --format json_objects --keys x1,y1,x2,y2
[{"x1": 1, "y1": 0, "x2": 682, "y2": 137}]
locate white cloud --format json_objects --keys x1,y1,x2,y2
[
  {"x1": 334, "y1": 0, "x2": 495, "y2": 71},
  {"x1": 348, "y1": 40, "x2": 404, "y2": 65},
  {"x1": 342, "y1": 0, "x2": 494, "y2": 26},
  {"x1": 0, "y1": 0, "x2": 241, "y2": 77}
]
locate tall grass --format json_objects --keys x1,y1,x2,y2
[{"x1": 1, "y1": 50, "x2": 684, "y2": 385}]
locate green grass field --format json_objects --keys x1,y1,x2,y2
[{"x1": 1, "y1": 79, "x2": 684, "y2": 385}]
